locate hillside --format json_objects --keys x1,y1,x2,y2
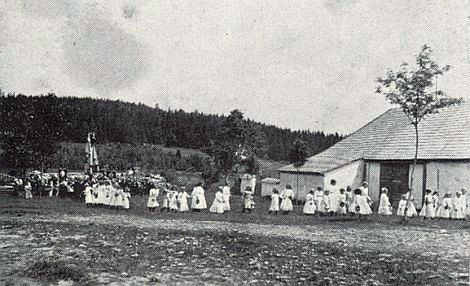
[{"x1": 0, "y1": 93, "x2": 343, "y2": 162}]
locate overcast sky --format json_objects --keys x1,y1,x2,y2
[{"x1": 1, "y1": 0, "x2": 469, "y2": 134}]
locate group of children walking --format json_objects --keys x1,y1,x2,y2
[{"x1": 83, "y1": 180, "x2": 131, "y2": 210}]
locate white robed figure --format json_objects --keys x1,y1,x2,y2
[
  {"x1": 178, "y1": 188, "x2": 191, "y2": 212},
  {"x1": 436, "y1": 193, "x2": 452, "y2": 219},
  {"x1": 168, "y1": 190, "x2": 179, "y2": 212},
  {"x1": 269, "y1": 189, "x2": 281, "y2": 213},
  {"x1": 419, "y1": 189, "x2": 433, "y2": 218},
  {"x1": 191, "y1": 182, "x2": 207, "y2": 211},
  {"x1": 303, "y1": 190, "x2": 316, "y2": 215},
  {"x1": 377, "y1": 188, "x2": 392, "y2": 215},
  {"x1": 222, "y1": 184, "x2": 231, "y2": 211},
  {"x1": 280, "y1": 185, "x2": 294, "y2": 213},
  {"x1": 335, "y1": 189, "x2": 347, "y2": 215},
  {"x1": 147, "y1": 186, "x2": 159, "y2": 210},
  {"x1": 210, "y1": 189, "x2": 225, "y2": 214},
  {"x1": 313, "y1": 187, "x2": 324, "y2": 211},
  {"x1": 404, "y1": 190, "x2": 417, "y2": 217},
  {"x1": 84, "y1": 184, "x2": 93, "y2": 205},
  {"x1": 452, "y1": 191, "x2": 465, "y2": 220},
  {"x1": 122, "y1": 188, "x2": 131, "y2": 210}
]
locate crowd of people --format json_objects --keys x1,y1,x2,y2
[{"x1": 14, "y1": 172, "x2": 468, "y2": 221}]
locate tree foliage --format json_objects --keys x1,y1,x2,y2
[
  {"x1": 376, "y1": 45, "x2": 463, "y2": 193},
  {"x1": 0, "y1": 92, "x2": 66, "y2": 171},
  {"x1": 289, "y1": 139, "x2": 309, "y2": 168}
]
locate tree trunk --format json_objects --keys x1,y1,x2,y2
[{"x1": 404, "y1": 123, "x2": 419, "y2": 221}]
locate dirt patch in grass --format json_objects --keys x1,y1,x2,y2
[{"x1": 25, "y1": 260, "x2": 91, "y2": 285}]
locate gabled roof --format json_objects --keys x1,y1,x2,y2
[{"x1": 279, "y1": 103, "x2": 470, "y2": 174}]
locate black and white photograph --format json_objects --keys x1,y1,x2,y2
[{"x1": 0, "y1": 1, "x2": 469, "y2": 285}]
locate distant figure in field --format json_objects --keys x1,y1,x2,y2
[
  {"x1": 335, "y1": 188, "x2": 347, "y2": 215},
  {"x1": 436, "y1": 193, "x2": 452, "y2": 219},
  {"x1": 168, "y1": 186, "x2": 179, "y2": 212},
  {"x1": 191, "y1": 182, "x2": 207, "y2": 212},
  {"x1": 24, "y1": 181, "x2": 33, "y2": 199},
  {"x1": 452, "y1": 191, "x2": 465, "y2": 220},
  {"x1": 147, "y1": 184, "x2": 159, "y2": 212},
  {"x1": 84, "y1": 183, "x2": 93, "y2": 207},
  {"x1": 460, "y1": 188, "x2": 468, "y2": 218},
  {"x1": 345, "y1": 186, "x2": 353, "y2": 212},
  {"x1": 431, "y1": 191, "x2": 440, "y2": 217},
  {"x1": 280, "y1": 184, "x2": 294, "y2": 215},
  {"x1": 352, "y1": 188, "x2": 372, "y2": 218},
  {"x1": 210, "y1": 186, "x2": 225, "y2": 214},
  {"x1": 303, "y1": 189, "x2": 316, "y2": 215},
  {"x1": 268, "y1": 188, "x2": 280, "y2": 215},
  {"x1": 161, "y1": 187, "x2": 170, "y2": 212},
  {"x1": 404, "y1": 190, "x2": 417, "y2": 217},
  {"x1": 241, "y1": 186, "x2": 255, "y2": 213},
  {"x1": 122, "y1": 187, "x2": 131, "y2": 210},
  {"x1": 360, "y1": 181, "x2": 372, "y2": 207},
  {"x1": 419, "y1": 189, "x2": 433, "y2": 219},
  {"x1": 313, "y1": 186, "x2": 324, "y2": 214},
  {"x1": 377, "y1": 187, "x2": 392, "y2": 215},
  {"x1": 397, "y1": 194, "x2": 407, "y2": 216},
  {"x1": 222, "y1": 182, "x2": 231, "y2": 212},
  {"x1": 320, "y1": 190, "x2": 332, "y2": 215},
  {"x1": 178, "y1": 187, "x2": 191, "y2": 212}
]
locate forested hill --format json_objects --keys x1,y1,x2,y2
[{"x1": 0, "y1": 93, "x2": 343, "y2": 161}]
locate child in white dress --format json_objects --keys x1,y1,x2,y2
[
  {"x1": 431, "y1": 191, "x2": 440, "y2": 218},
  {"x1": 335, "y1": 188, "x2": 347, "y2": 215},
  {"x1": 419, "y1": 189, "x2": 433, "y2": 219},
  {"x1": 404, "y1": 190, "x2": 417, "y2": 217},
  {"x1": 147, "y1": 186, "x2": 159, "y2": 211},
  {"x1": 279, "y1": 185, "x2": 294, "y2": 215},
  {"x1": 452, "y1": 191, "x2": 465, "y2": 220},
  {"x1": 122, "y1": 187, "x2": 131, "y2": 210},
  {"x1": 377, "y1": 187, "x2": 392, "y2": 215},
  {"x1": 397, "y1": 194, "x2": 407, "y2": 216},
  {"x1": 84, "y1": 183, "x2": 93, "y2": 207},
  {"x1": 168, "y1": 188, "x2": 179, "y2": 212},
  {"x1": 303, "y1": 190, "x2": 316, "y2": 215},
  {"x1": 320, "y1": 190, "x2": 332, "y2": 215},
  {"x1": 178, "y1": 187, "x2": 191, "y2": 212},
  {"x1": 269, "y1": 188, "x2": 280, "y2": 215},
  {"x1": 210, "y1": 188, "x2": 225, "y2": 214},
  {"x1": 241, "y1": 186, "x2": 255, "y2": 214},
  {"x1": 313, "y1": 186, "x2": 324, "y2": 213},
  {"x1": 437, "y1": 193, "x2": 452, "y2": 219}
]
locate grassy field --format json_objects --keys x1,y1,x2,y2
[{"x1": 0, "y1": 195, "x2": 469, "y2": 285}]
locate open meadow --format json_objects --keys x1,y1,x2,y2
[{"x1": 0, "y1": 195, "x2": 469, "y2": 286}]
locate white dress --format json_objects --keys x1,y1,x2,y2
[
  {"x1": 314, "y1": 190, "x2": 324, "y2": 211},
  {"x1": 419, "y1": 194, "x2": 433, "y2": 217},
  {"x1": 191, "y1": 186, "x2": 207, "y2": 209},
  {"x1": 377, "y1": 193, "x2": 392, "y2": 215},
  {"x1": 222, "y1": 186, "x2": 231, "y2": 211},
  {"x1": 147, "y1": 188, "x2": 159, "y2": 208},
  {"x1": 178, "y1": 191, "x2": 190, "y2": 212},
  {"x1": 243, "y1": 190, "x2": 254, "y2": 209},
  {"x1": 452, "y1": 196, "x2": 465, "y2": 219},
  {"x1": 84, "y1": 186, "x2": 93, "y2": 204},
  {"x1": 280, "y1": 188, "x2": 294, "y2": 211},
  {"x1": 397, "y1": 199, "x2": 407, "y2": 216},
  {"x1": 356, "y1": 194, "x2": 372, "y2": 215},
  {"x1": 25, "y1": 184, "x2": 33, "y2": 199},
  {"x1": 437, "y1": 197, "x2": 452, "y2": 218},
  {"x1": 335, "y1": 193, "x2": 347, "y2": 215},
  {"x1": 168, "y1": 191, "x2": 179, "y2": 211},
  {"x1": 303, "y1": 193, "x2": 316, "y2": 214},
  {"x1": 122, "y1": 192, "x2": 131, "y2": 209},
  {"x1": 404, "y1": 192, "x2": 417, "y2": 217},
  {"x1": 431, "y1": 194, "x2": 439, "y2": 218},
  {"x1": 269, "y1": 193, "x2": 280, "y2": 212},
  {"x1": 320, "y1": 194, "x2": 331, "y2": 213},
  {"x1": 210, "y1": 191, "x2": 225, "y2": 213}
]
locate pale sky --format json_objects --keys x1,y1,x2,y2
[{"x1": 1, "y1": 0, "x2": 469, "y2": 134}]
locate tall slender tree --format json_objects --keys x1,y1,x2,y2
[
  {"x1": 376, "y1": 45, "x2": 463, "y2": 216},
  {"x1": 289, "y1": 138, "x2": 309, "y2": 200}
]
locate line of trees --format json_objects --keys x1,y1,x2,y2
[{"x1": 0, "y1": 93, "x2": 343, "y2": 172}]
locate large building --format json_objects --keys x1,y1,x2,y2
[{"x1": 278, "y1": 103, "x2": 470, "y2": 208}]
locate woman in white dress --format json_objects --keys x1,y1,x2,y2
[
  {"x1": 178, "y1": 187, "x2": 191, "y2": 212},
  {"x1": 24, "y1": 181, "x2": 33, "y2": 199},
  {"x1": 303, "y1": 190, "x2": 316, "y2": 215},
  {"x1": 419, "y1": 189, "x2": 433, "y2": 219},
  {"x1": 377, "y1": 187, "x2": 392, "y2": 215},
  {"x1": 431, "y1": 191, "x2": 440, "y2": 218},
  {"x1": 397, "y1": 194, "x2": 407, "y2": 216},
  {"x1": 147, "y1": 185, "x2": 159, "y2": 211},
  {"x1": 356, "y1": 189, "x2": 372, "y2": 218},
  {"x1": 168, "y1": 187, "x2": 179, "y2": 212},
  {"x1": 210, "y1": 187, "x2": 225, "y2": 214},
  {"x1": 269, "y1": 188, "x2": 280, "y2": 215},
  {"x1": 280, "y1": 185, "x2": 294, "y2": 215},
  {"x1": 191, "y1": 182, "x2": 207, "y2": 212}
]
